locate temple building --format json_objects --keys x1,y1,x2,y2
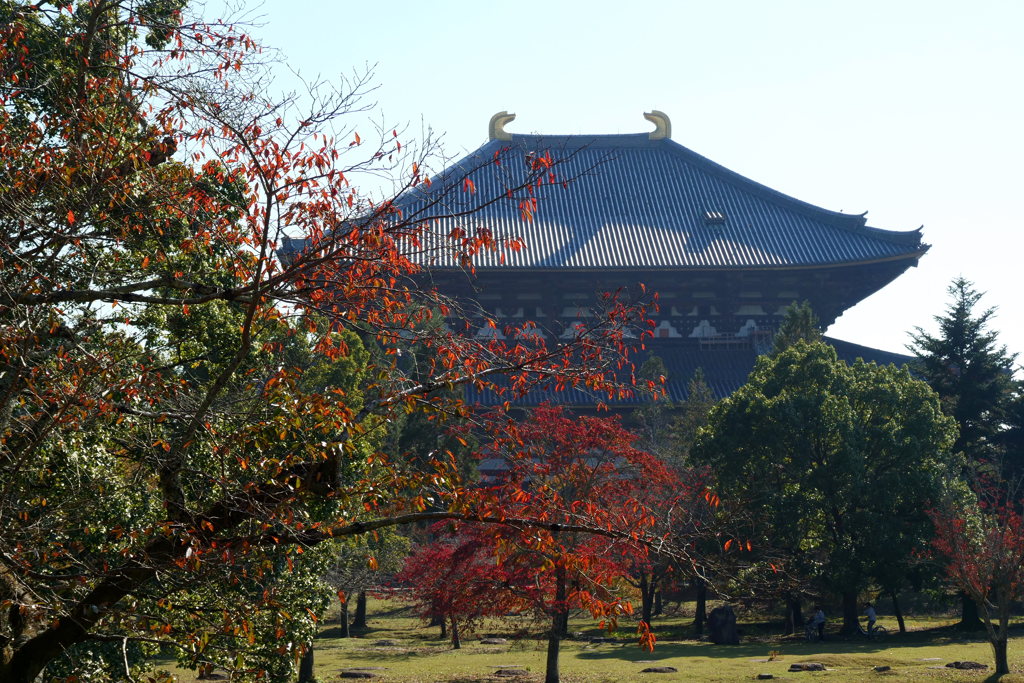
[{"x1": 291, "y1": 111, "x2": 927, "y2": 406}]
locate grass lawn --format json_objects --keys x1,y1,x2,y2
[{"x1": 158, "y1": 599, "x2": 1024, "y2": 682}]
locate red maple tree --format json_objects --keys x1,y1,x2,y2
[
  {"x1": 400, "y1": 407, "x2": 714, "y2": 682},
  {"x1": 930, "y1": 486, "x2": 1024, "y2": 675},
  {"x1": 396, "y1": 523, "x2": 540, "y2": 649}
]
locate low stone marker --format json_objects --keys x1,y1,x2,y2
[
  {"x1": 371, "y1": 639, "x2": 400, "y2": 647},
  {"x1": 494, "y1": 669, "x2": 526, "y2": 677},
  {"x1": 788, "y1": 662, "x2": 826, "y2": 672},
  {"x1": 757, "y1": 674, "x2": 775, "y2": 680},
  {"x1": 708, "y1": 605, "x2": 740, "y2": 645},
  {"x1": 873, "y1": 665, "x2": 891, "y2": 672},
  {"x1": 946, "y1": 661, "x2": 988, "y2": 670},
  {"x1": 641, "y1": 666, "x2": 678, "y2": 673},
  {"x1": 340, "y1": 672, "x2": 377, "y2": 680},
  {"x1": 480, "y1": 637, "x2": 508, "y2": 644}
]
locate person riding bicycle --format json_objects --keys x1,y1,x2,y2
[{"x1": 863, "y1": 602, "x2": 877, "y2": 635}]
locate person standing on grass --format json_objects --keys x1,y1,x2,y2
[
  {"x1": 812, "y1": 606, "x2": 826, "y2": 641},
  {"x1": 864, "y1": 603, "x2": 877, "y2": 634}
]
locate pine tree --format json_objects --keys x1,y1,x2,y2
[
  {"x1": 909, "y1": 278, "x2": 1016, "y2": 469},
  {"x1": 675, "y1": 368, "x2": 716, "y2": 465},
  {"x1": 771, "y1": 301, "x2": 822, "y2": 356},
  {"x1": 630, "y1": 354, "x2": 676, "y2": 460},
  {"x1": 997, "y1": 388, "x2": 1024, "y2": 484},
  {"x1": 909, "y1": 277, "x2": 1018, "y2": 630}
]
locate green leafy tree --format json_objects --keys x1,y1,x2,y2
[{"x1": 694, "y1": 342, "x2": 960, "y2": 634}]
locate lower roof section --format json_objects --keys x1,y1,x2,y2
[{"x1": 463, "y1": 337, "x2": 913, "y2": 408}]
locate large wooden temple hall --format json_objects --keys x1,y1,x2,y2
[{"x1": 296, "y1": 111, "x2": 929, "y2": 406}]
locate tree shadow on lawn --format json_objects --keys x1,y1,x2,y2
[
  {"x1": 316, "y1": 644, "x2": 457, "y2": 663},
  {"x1": 576, "y1": 624, "x2": 1020, "y2": 663},
  {"x1": 318, "y1": 624, "x2": 442, "y2": 641}
]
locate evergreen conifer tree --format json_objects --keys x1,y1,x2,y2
[
  {"x1": 771, "y1": 301, "x2": 822, "y2": 356},
  {"x1": 909, "y1": 278, "x2": 1016, "y2": 472},
  {"x1": 909, "y1": 277, "x2": 1018, "y2": 629}
]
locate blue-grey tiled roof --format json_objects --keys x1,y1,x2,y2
[{"x1": 401, "y1": 133, "x2": 926, "y2": 270}]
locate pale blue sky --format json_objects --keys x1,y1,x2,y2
[{"x1": 215, "y1": 0, "x2": 1024, "y2": 359}]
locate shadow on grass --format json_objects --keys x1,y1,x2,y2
[
  {"x1": 571, "y1": 621, "x2": 1024, "y2": 663},
  {"x1": 318, "y1": 624, "x2": 445, "y2": 642}
]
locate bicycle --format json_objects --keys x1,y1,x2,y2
[
  {"x1": 857, "y1": 622, "x2": 888, "y2": 639},
  {"x1": 803, "y1": 619, "x2": 826, "y2": 642}
]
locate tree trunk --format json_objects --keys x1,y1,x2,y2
[
  {"x1": 450, "y1": 616, "x2": 461, "y2": 649},
  {"x1": 298, "y1": 644, "x2": 315, "y2": 682},
  {"x1": 339, "y1": 596, "x2": 351, "y2": 638},
  {"x1": 653, "y1": 589, "x2": 663, "y2": 617},
  {"x1": 840, "y1": 591, "x2": 859, "y2": 635},
  {"x1": 693, "y1": 578, "x2": 708, "y2": 634},
  {"x1": 957, "y1": 592, "x2": 984, "y2": 630},
  {"x1": 352, "y1": 590, "x2": 368, "y2": 629},
  {"x1": 785, "y1": 595, "x2": 802, "y2": 636},
  {"x1": 545, "y1": 562, "x2": 567, "y2": 683},
  {"x1": 439, "y1": 616, "x2": 447, "y2": 640},
  {"x1": 889, "y1": 589, "x2": 906, "y2": 633},
  {"x1": 992, "y1": 635, "x2": 1009, "y2": 675},
  {"x1": 639, "y1": 574, "x2": 656, "y2": 625},
  {"x1": 558, "y1": 604, "x2": 570, "y2": 637}
]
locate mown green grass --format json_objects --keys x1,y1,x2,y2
[{"x1": 160, "y1": 599, "x2": 1024, "y2": 682}]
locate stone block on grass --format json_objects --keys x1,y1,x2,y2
[
  {"x1": 946, "y1": 661, "x2": 988, "y2": 670},
  {"x1": 708, "y1": 605, "x2": 740, "y2": 645}
]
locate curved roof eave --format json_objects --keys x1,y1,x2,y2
[{"x1": 453, "y1": 248, "x2": 930, "y2": 273}]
